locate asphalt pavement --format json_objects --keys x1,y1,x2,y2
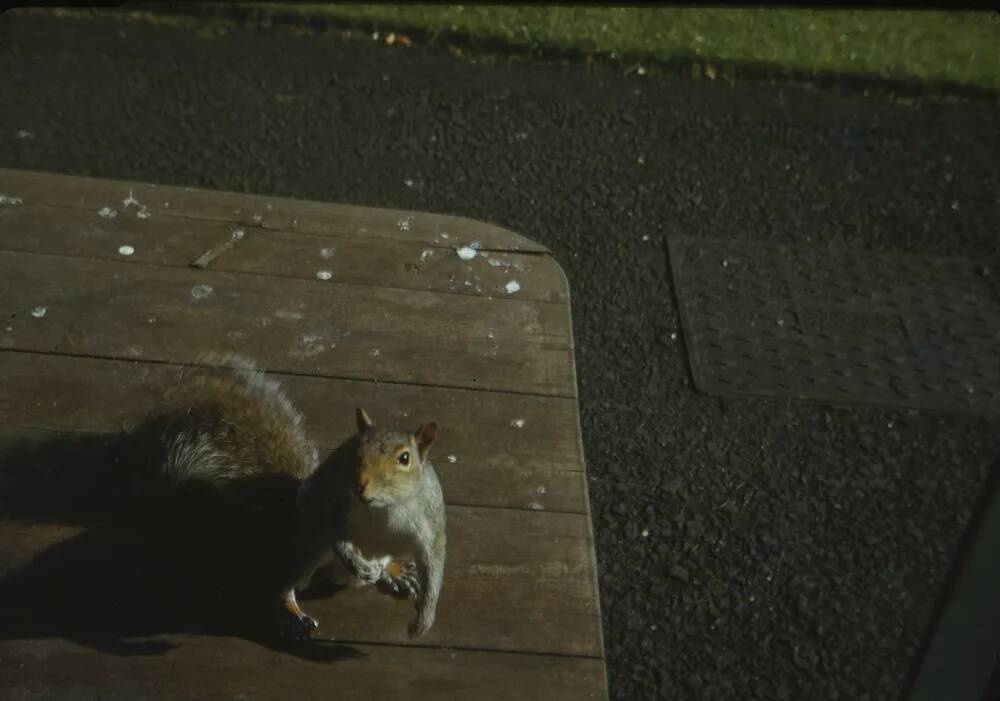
[{"x1": 1, "y1": 9, "x2": 999, "y2": 700}]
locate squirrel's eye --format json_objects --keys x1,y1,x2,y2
[{"x1": 397, "y1": 451, "x2": 410, "y2": 466}]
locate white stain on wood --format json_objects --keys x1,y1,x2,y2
[
  {"x1": 291, "y1": 333, "x2": 328, "y2": 359},
  {"x1": 190, "y1": 284, "x2": 214, "y2": 300},
  {"x1": 468, "y1": 562, "x2": 577, "y2": 579},
  {"x1": 274, "y1": 309, "x2": 304, "y2": 321}
]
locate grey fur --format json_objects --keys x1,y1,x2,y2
[
  {"x1": 135, "y1": 354, "x2": 446, "y2": 638},
  {"x1": 313, "y1": 429, "x2": 446, "y2": 637},
  {"x1": 146, "y1": 353, "x2": 319, "y2": 490}
]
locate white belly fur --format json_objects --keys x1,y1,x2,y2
[{"x1": 348, "y1": 498, "x2": 424, "y2": 562}]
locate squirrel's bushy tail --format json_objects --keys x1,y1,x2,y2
[
  {"x1": 0, "y1": 354, "x2": 315, "y2": 523},
  {"x1": 127, "y1": 353, "x2": 318, "y2": 499}
]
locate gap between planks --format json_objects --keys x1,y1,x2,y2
[
  {"x1": 0, "y1": 205, "x2": 569, "y2": 304},
  {"x1": 0, "y1": 240, "x2": 566, "y2": 308},
  {"x1": 0, "y1": 347, "x2": 578, "y2": 401},
  {"x1": 0, "y1": 350, "x2": 590, "y2": 514},
  {"x1": 0, "y1": 168, "x2": 550, "y2": 253},
  {"x1": 0, "y1": 249, "x2": 575, "y2": 397},
  {"x1": 10, "y1": 199, "x2": 555, "y2": 258},
  {"x1": 0, "y1": 505, "x2": 603, "y2": 657},
  {"x1": 0, "y1": 424, "x2": 587, "y2": 516},
  {"x1": 0, "y1": 635, "x2": 608, "y2": 701}
]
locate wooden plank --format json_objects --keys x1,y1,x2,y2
[
  {"x1": 0, "y1": 203, "x2": 568, "y2": 303},
  {"x1": 0, "y1": 167, "x2": 549, "y2": 253},
  {"x1": 0, "y1": 169, "x2": 607, "y2": 697},
  {"x1": 0, "y1": 250, "x2": 575, "y2": 397},
  {"x1": 0, "y1": 636, "x2": 607, "y2": 701},
  {"x1": 0, "y1": 353, "x2": 586, "y2": 513},
  {"x1": 0, "y1": 505, "x2": 602, "y2": 657}
]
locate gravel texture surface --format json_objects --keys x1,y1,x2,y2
[{"x1": 2, "y1": 10, "x2": 999, "y2": 700}]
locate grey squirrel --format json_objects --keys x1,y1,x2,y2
[{"x1": 130, "y1": 353, "x2": 447, "y2": 640}]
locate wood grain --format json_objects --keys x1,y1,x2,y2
[
  {"x1": 0, "y1": 636, "x2": 607, "y2": 701},
  {"x1": 0, "y1": 167, "x2": 549, "y2": 252},
  {"x1": 0, "y1": 353, "x2": 586, "y2": 513},
  {"x1": 0, "y1": 203, "x2": 568, "y2": 303},
  {"x1": 0, "y1": 168, "x2": 606, "y2": 699},
  {"x1": 0, "y1": 249, "x2": 575, "y2": 397},
  {"x1": 0, "y1": 506, "x2": 602, "y2": 657}
]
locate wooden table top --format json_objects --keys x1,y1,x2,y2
[{"x1": 0, "y1": 168, "x2": 607, "y2": 700}]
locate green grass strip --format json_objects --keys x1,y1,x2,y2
[{"x1": 201, "y1": 5, "x2": 1000, "y2": 95}]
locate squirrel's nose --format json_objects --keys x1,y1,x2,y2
[{"x1": 357, "y1": 477, "x2": 369, "y2": 498}]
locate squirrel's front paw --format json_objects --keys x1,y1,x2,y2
[
  {"x1": 378, "y1": 560, "x2": 420, "y2": 600},
  {"x1": 355, "y1": 555, "x2": 388, "y2": 585}
]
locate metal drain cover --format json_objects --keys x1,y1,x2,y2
[{"x1": 667, "y1": 235, "x2": 1000, "y2": 414}]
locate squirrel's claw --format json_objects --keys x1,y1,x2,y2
[
  {"x1": 379, "y1": 561, "x2": 420, "y2": 600},
  {"x1": 407, "y1": 612, "x2": 434, "y2": 639},
  {"x1": 276, "y1": 609, "x2": 320, "y2": 642}
]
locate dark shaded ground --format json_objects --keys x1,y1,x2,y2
[
  {"x1": 0, "y1": 430, "x2": 364, "y2": 662},
  {"x1": 2, "y1": 9, "x2": 999, "y2": 700}
]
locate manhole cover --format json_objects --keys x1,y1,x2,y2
[{"x1": 667, "y1": 235, "x2": 1000, "y2": 414}]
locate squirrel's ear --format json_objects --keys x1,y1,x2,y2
[
  {"x1": 415, "y1": 422, "x2": 438, "y2": 462},
  {"x1": 356, "y1": 408, "x2": 374, "y2": 433}
]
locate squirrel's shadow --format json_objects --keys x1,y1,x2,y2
[{"x1": 0, "y1": 429, "x2": 364, "y2": 663}]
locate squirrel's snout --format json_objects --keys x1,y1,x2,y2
[{"x1": 356, "y1": 476, "x2": 370, "y2": 499}]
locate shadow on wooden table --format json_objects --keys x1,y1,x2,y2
[{"x1": 0, "y1": 430, "x2": 364, "y2": 664}]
